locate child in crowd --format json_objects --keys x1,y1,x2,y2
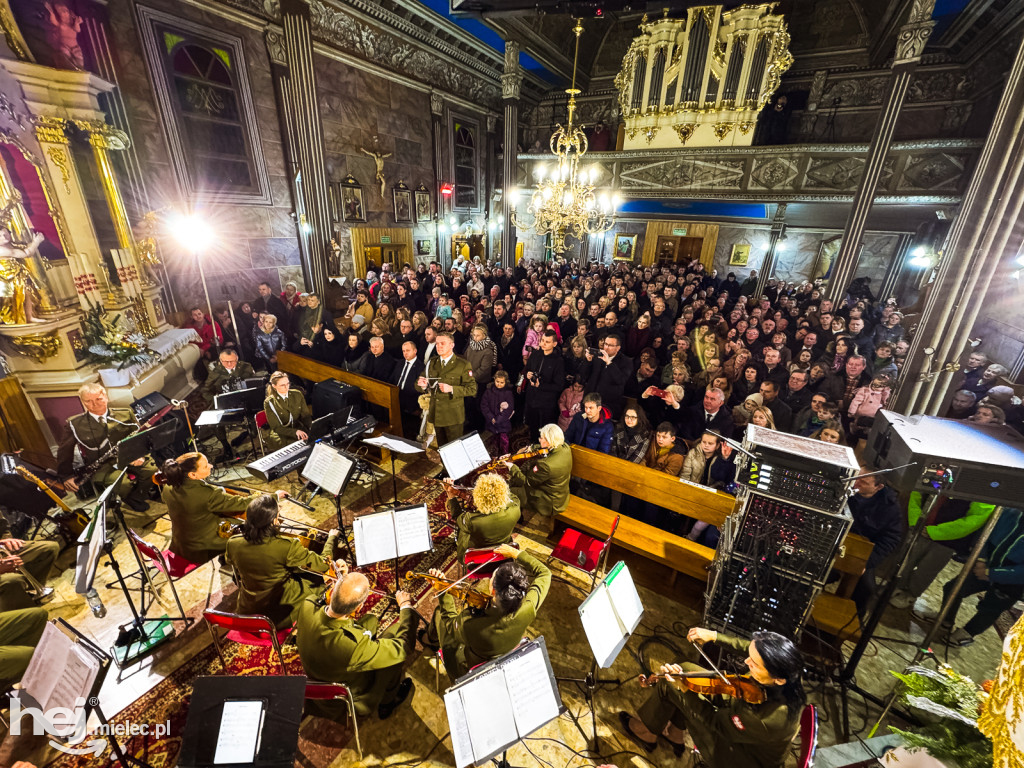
[{"x1": 480, "y1": 370, "x2": 514, "y2": 454}]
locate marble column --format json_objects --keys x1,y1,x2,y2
[
  {"x1": 501, "y1": 41, "x2": 523, "y2": 270},
  {"x1": 877, "y1": 233, "x2": 912, "y2": 302},
  {"x1": 280, "y1": 0, "x2": 331, "y2": 294},
  {"x1": 896, "y1": 30, "x2": 1024, "y2": 416},
  {"x1": 753, "y1": 203, "x2": 787, "y2": 298},
  {"x1": 825, "y1": 0, "x2": 936, "y2": 303}
]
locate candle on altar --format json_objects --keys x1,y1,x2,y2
[
  {"x1": 110, "y1": 248, "x2": 134, "y2": 297},
  {"x1": 67, "y1": 253, "x2": 90, "y2": 311}
]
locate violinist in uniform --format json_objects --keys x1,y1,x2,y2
[
  {"x1": 158, "y1": 452, "x2": 277, "y2": 565},
  {"x1": 295, "y1": 563, "x2": 417, "y2": 720},
  {"x1": 505, "y1": 423, "x2": 572, "y2": 534},
  {"x1": 453, "y1": 473, "x2": 520, "y2": 561},
  {"x1": 57, "y1": 383, "x2": 157, "y2": 520},
  {"x1": 263, "y1": 372, "x2": 311, "y2": 450},
  {"x1": 618, "y1": 626, "x2": 806, "y2": 765},
  {"x1": 226, "y1": 494, "x2": 338, "y2": 627},
  {"x1": 422, "y1": 542, "x2": 550, "y2": 679},
  {"x1": 202, "y1": 348, "x2": 256, "y2": 459}
]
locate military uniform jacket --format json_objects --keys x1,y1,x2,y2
[
  {"x1": 203, "y1": 361, "x2": 256, "y2": 405},
  {"x1": 456, "y1": 497, "x2": 521, "y2": 559},
  {"x1": 226, "y1": 534, "x2": 329, "y2": 625},
  {"x1": 162, "y1": 479, "x2": 251, "y2": 564},
  {"x1": 416, "y1": 354, "x2": 478, "y2": 428},
  {"x1": 264, "y1": 390, "x2": 312, "y2": 442},
  {"x1": 296, "y1": 601, "x2": 417, "y2": 699},
  {"x1": 437, "y1": 550, "x2": 551, "y2": 676},
  {"x1": 680, "y1": 633, "x2": 801, "y2": 768},
  {"x1": 508, "y1": 443, "x2": 572, "y2": 518},
  {"x1": 56, "y1": 408, "x2": 139, "y2": 476}
]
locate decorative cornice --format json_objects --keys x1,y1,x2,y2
[
  {"x1": 265, "y1": 28, "x2": 287, "y2": 66},
  {"x1": 75, "y1": 120, "x2": 131, "y2": 151},
  {"x1": 33, "y1": 116, "x2": 69, "y2": 145}
]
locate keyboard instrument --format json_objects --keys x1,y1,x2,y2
[{"x1": 246, "y1": 414, "x2": 376, "y2": 482}]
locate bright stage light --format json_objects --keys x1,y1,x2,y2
[{"x1": 167, "y1": 212, "x2": 215, "y2": 252}]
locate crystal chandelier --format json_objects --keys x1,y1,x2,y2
[{"x1": 509, "y1": 19, "x2": 618, "y2": 255}]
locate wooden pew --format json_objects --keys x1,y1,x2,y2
[
  {"x1": 276, "y1": 350, "x2": 403, "y2": 438},
  {"x1": 555, "y1": 445, "x2": 872, "y2": 639}
]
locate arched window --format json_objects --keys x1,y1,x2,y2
[{"x1": 137, "y1": 7, "x2": 270, "y2": 204}]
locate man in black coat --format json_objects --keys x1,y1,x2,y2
[
  {"x1": 759, "y1": 380, "x2": 794, "y2": 432},
  {"x1": 847, "y1": 468, "x2": 903, "y2": 618},
  {"x1": 393, "y1": 341, "x2": 425, "y2": 438},
  {"x1": 780, "y1": 369, "x2": 813, "y2": 415},
  {"x1": 362, "y1": 337, "x2": 397, "y2": 382},
  {"x1": 253, "y1": 281, "x2": 288, "y2": 327},
  {"x1": 585, "y1": 332, "x2": 632, "y2": 418},
  {"x1": 522, "y1": 330, "x2": 565, "y2": 440},
  {"x1": 678, "y1": 388, "x2": 734, "y2": 446}
]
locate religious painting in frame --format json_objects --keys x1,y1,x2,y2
[
  {"x1": 339, "y1": 176, "x2": 365, "y2": 223},
  {"x1": 811, "y1": 235, "x2": 842, "y2": 281},
  {"x1": 414, "y1": 185, "x2": 432, "y2": 223},
  {"x1": 417, "y1": 239, "x2": 432, "y2": 255},
  {"x1": 729, "y1": 243, "x2": 751, "y2": 267},
  {"x1": 393, "y1": 181, "x2": 412, "y2": 223},
  {"x1": 613, "y1": 234, "x2": 637, "y2": 261}
]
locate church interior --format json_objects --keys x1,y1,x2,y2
[{"x1": 0, "y1": 0, "x2": 1021, "y2": 766}]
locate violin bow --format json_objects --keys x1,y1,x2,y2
[
  {"x1": 435, "y1": 553, "x2": 502, "y2": 599},
  {"x1": 690, "y1": 638, "x2": 732, "y2": 686}
]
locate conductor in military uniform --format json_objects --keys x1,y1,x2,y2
[
  {"x1": 296, "y1": 562, "x2": 417, "y2": 720},
  {"x1": 159, "y1": 452, "x2": 284, "y2": 565},
  {"x1": 263, "y1": 371, "x2": 312, "y2": 450},
  {"x1": 202, "y1": 348, "x2": 256, "y2": 459},
  {"x1": 454, "y1": 473, "x2": 521, "y2": 561},
  {"x1": 226, "y1": 494, "x2": 339, "y2": 627},
  {"x1": 506, "y1": 423, "x2": 572, "y2": 534},
  {"x1": 416, "y1": 331, "x2": 477, "y2": 446},
  {"x1": 57, "y1": 382, "x2": 157, "y2": 518},
  {"x1": 423, "y1": 542, "x2": 551, "y2": 679}
]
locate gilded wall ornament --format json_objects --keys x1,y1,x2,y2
[
  {"x1": 674, "y1": 124, "x2": 696, "y2": 144},
  {"x1": 45, "y1": 145, "x2": 72, "y2": 194},
  {"x1": 10, "y1": 331, "x2": 62, "y2": 363},
  {"x1": 33, "y1": 116, "x2": 68, "y2": 144},
  {"x1": 713, "y1": 123, "x2": 733, "y2": 141}
]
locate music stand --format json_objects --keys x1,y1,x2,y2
[
  {"x1": 308, "y1": 406, "x2": 353, "y2": 443},
  {"x1": 178, "y1": 675, "x2": 306, "y2": 768},
  {"x1": 300, "y1": 442, "x2": 356, "y2": 561},
  {"x1": 362, "y1": 433, "x2": 425, "y2": 505},
  {"x1": 562, "y1": 561, "x2": 644, "y2": 751},
  {"x1": 216, "y1": 386, "x2": 266, "y2": 456},
  {"x1": 352, "y1": 504, "x2": 432, "y2": 587},
  {"x1": 437, "y1": 432, "x2": 491, "y2": 482},
  {"x1": 116, "y1": 420, "x2": 178, "y2": 468},
  {"x1": 445, "y1": 637, "x2": 563, "y2": 768}
]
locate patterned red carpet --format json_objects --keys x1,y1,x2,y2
[{"x1": 49, "y1": 478, "x2": 460, "y2": 768}]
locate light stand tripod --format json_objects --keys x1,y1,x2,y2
[{"x1": 557, "y1": 657, "x2": 620, "y2": 752}]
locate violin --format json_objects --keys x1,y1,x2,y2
[
  {"x1": 482, "y1": 446, "x2": 549, "y2": 474},
  {"x1": 638, "y1": 671, "x2": 766, "y2": 705},
  {"x1": 405, "y1": 570, "x2": 489, "y2": 609}
]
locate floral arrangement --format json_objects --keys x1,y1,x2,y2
[
  {"x1": 889, "y1": 663, "x2": 992, "y2": 768},
  {"x1": 81, "y1": 303, "x2": 157, "y2": 370}
]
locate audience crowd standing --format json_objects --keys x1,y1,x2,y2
[{"x1": 182, "y1": 256, "x2": 1024, "y2": 639}]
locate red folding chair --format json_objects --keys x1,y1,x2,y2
[
  {"x1": 255, "y1": 410, "x2": 268, "y2": 429},
  {"x1": 202, "y1": 609, "x2": 291, "y2": 675},
  {"x1": 463, "y1": 542, "x2": 520, "y2": 580},
  {"x1": 127, "y1": 528, "x2": 197, "y2": 626},
  {"x1": 797, "y1": 704, "x2": 818, "y2": 768},
  {"x1": 304, "y1": 681, "x2": 361, "y2": 759},
  {"x1": 547, "y1": 515, "x2": 620, "y2": 591}
]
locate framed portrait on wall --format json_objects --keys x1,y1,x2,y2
[
  {"x1": 811, "y1": 235, "x2": 842, "y2": 281},
  {"x1": 393, "y1": 181, "x2": 412, "y2": 223},
  {"x1": 613, "y1": 234, "x2": 637, "y2": 261},
  {"x1": 338, "y1": 176, "x2": 365, "y2": 223},
  {"x1": 729, "y1": 243, "x2": 751, "y2": 266},
  {"x1": 414, "y1": 184, "x2": 432, "y2": 223}
]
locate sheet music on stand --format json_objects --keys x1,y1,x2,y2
[
  {"x1": 74, "y1": 470, "x2": 119, "y2": 594},
  {"x1": 300, "y1": 442, "x2": 354, "y2": 497},
  {"x1": 444, "y1": 637, "x2": 562, "y2": 768},
  {"x1": 18, "y1": 619, "x2": 106, "y2": 726},
  {"x1": 352, "y1": 504, "x2": 432, "y2": 566},
  {"x1": 363, "y1": 434, "x2": 424, "y2": 454},
  {"x1": 438, "y1": 432, "x2": 491, "y2": 481},
  {"x1": 578, "y1": 561, "x2": 645, "y2": 669},
  {"x1": 195, "y1": 409, "x2": 243, "y2": 426}
]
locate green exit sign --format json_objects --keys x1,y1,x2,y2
[
  {"x1": 380, "y1": 236, "x2": 391, "y2": 244},
  {"x1": 672, "y1": 227, "x2": 688, "y2": 236}
]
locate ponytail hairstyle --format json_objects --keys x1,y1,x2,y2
[
  {"x1": 242, "y1": 494, "x2": 279, "y2": 544},
  {"x1": 751, "y1": 631, "x2": 806, "y2": 713},
  {"x1": 160, "y1": 452, "x2": 204, "y2": 488},
  {"x1": 492, "y1": 559, "x2": 531, "y2": 615},
  {"x1": 266, "y1": 371, "x2": 289, "y2": 398}
]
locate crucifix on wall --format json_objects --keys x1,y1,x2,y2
[{"x1": 360, "y1": 145, "x2": 391, "y2": 198}]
